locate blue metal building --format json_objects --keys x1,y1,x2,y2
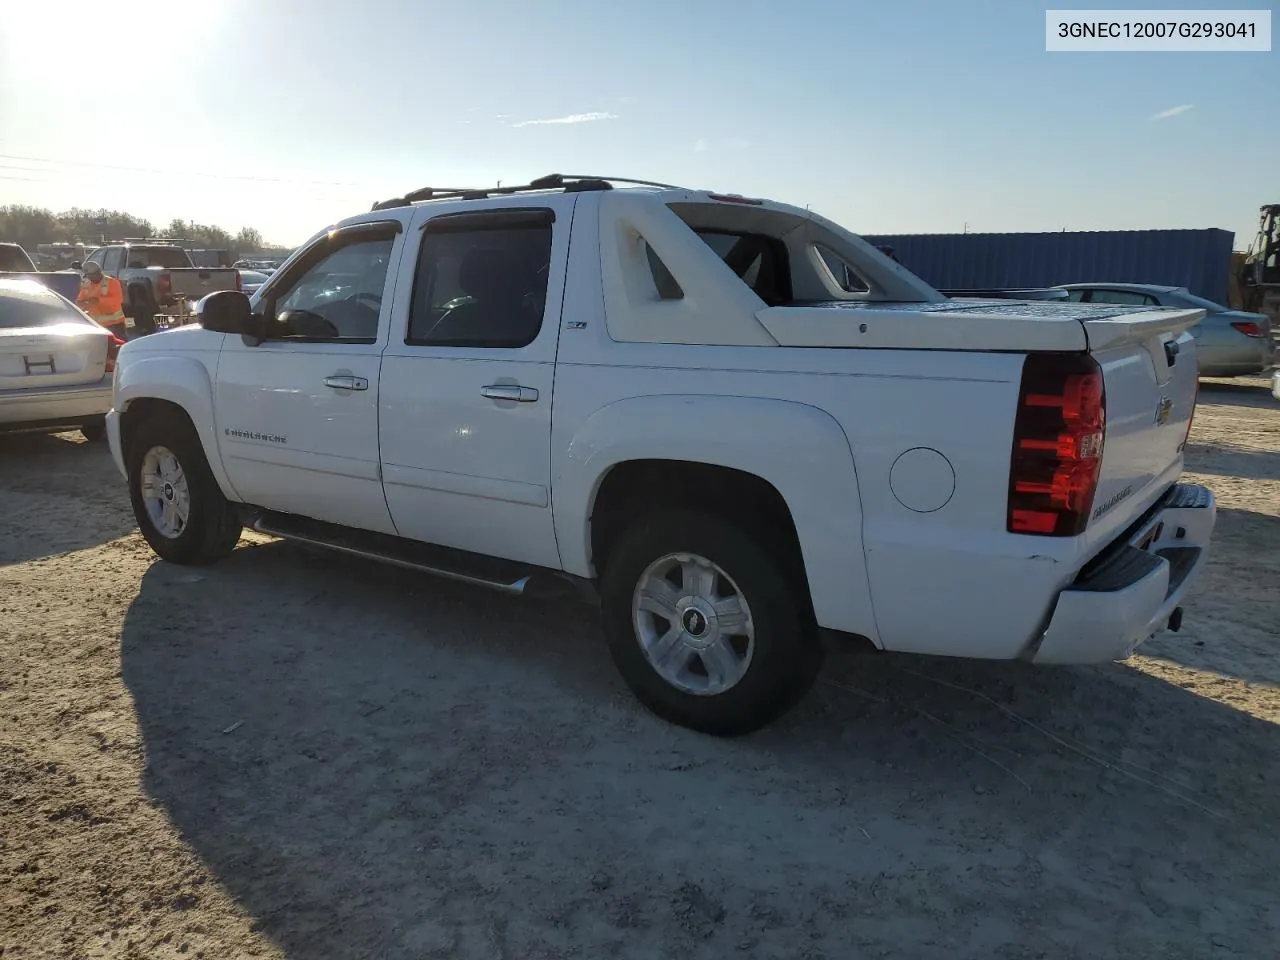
[{"x1": 861, "y1": 229, "x2": 1236, "y2": 306}]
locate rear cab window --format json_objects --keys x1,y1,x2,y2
[
  {"x1": 125, "y1": 246, "x2": 191, "y2": 269},
  {"x1": 641, "y1": 199, "x2": 888, "y2": 308}
]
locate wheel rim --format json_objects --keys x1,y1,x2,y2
[
  {"x1": 138, "y1": 445, "x2": 191, "y2": 540},
  {"x1": 631, "y1": 552, "x2": 756, "y2": 697}
]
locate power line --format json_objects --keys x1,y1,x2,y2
[{"x1": 0, "y1": 152, "x2": 360, "y2": 188}]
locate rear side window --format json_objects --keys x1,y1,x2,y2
[{"x1": 407, "y1": 211, "x2": 554, "y2": 348}]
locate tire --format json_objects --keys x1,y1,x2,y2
[
  {"x1": 126, "y1": 410, "x2": 242, "y2": 565},
  {"x1": 80, "y1": 420, "x2": 106, "y2": 442},
  {"x1": 600, "y1": 508, "x2": 822, "y2": 737}
]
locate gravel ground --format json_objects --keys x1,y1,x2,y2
[{"x1": 2, "y1": 376, "x2": 1278, "y2": 960}]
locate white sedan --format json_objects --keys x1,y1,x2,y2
[{"x1": 0, "y1": 278, "x2": 120, "y2": 442}]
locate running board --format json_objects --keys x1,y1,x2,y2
[{"x1": 251, "y1": 511, "x2": 543, "y2": 596}]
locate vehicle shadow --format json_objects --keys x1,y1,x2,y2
[
  {"x1": 0, "y1": 431, "x2": 136, "y2": 565},
  {"x1": 1139, "y1": 505, "x2": 1280, "y2": 689},
  {"x1": 1184, "y1": 442, "x2": 1280, "y2": 482},
  {"x1": 121, "y1": 538, "x2": 1280, "y2": 959},
  {"x1": 1197, "y1": 378, "x2": 1278, "y2": 410}
]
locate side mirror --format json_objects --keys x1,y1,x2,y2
[
  {"x1": 196, "y1": 290, "x2": 257, "y2": 336},
  {"x1": 71, "y1": 260, "x2": 82, "y2": 270}
]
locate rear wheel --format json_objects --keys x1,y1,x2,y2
[
  {"x1": 600, "y1": 509, "x2": 822, "y2": 737},
  {"x1": 126, "y1": 411, "x2": 242, "y2": 564}
]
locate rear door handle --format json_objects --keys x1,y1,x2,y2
[
  {"x1": 323, "y1": 375, "x2": 369, "y2": 391},
  {"x1": 481, "y1": 384, "x2": 539, "y2": 402}
]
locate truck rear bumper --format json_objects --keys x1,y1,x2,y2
[{"x1": 1030, "y1": 483, "x2": 1216, "y2": 665}]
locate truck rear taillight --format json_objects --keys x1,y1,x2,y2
[
  {"x1": 1230, "y1": 321, "x2": 1264, "y2": 338},
  {"x1": 158, "y1": 272, "x2": 172, "y2": 298},
  {"x1": 1007, "y1": 353, "x2": 1106, "y2": 537}
]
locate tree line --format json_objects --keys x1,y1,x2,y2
[{"x1": 0, "y1": 205, "x2": 276, "y2": 258}]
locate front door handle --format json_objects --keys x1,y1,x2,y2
[
  {"x1": 481, "y1": 384, "x2": 539, "y2": 402},
  {"x1": 323, "y1": 375, "x2": 369, "y2": 391}
]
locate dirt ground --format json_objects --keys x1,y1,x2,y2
[{"x1": 2, "y1": 376, "x2": 1278, "y2": 960}]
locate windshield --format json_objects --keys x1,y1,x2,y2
[{"x1": 0, "y1": 285, "x2": 89, "y2": 329}]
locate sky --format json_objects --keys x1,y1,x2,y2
[{"x1": 0, "y1": 0, "x2": 1274, "y2": 248}]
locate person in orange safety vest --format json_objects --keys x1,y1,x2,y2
[{"x1": 77, "y1": 261, "x2": 127, "y2": 336}]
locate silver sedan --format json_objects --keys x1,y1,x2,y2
[
  {"x1": 0, "y1": 279, "x2": 119, "y2": 442},
  {"x1": 1054, "y1": 282, "x2": 1275, "y2": 378}
]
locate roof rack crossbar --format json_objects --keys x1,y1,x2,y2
[{"x1": 370, "y1": 173, "x2": 687, "y2": 211}]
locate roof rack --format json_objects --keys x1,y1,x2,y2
[
  {"x1": 371, "y1": 173, "x2": 685, "y2": 211},
  {"x1": 119, "y1": 236, "x2": 190, "y2": 245}
]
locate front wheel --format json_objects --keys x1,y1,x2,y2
[
  {"x1": 126, "y1": 412, "x2": 243, "y2": 565},
  {"x1": 80, "y1": 420, "x2": 106, "y2": 442},
  {"x1": 600, "y1": 509, "x2": 822, "y2": 737}
]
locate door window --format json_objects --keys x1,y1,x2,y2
[
  {"x1": 266, "y1": 235, "x2": 395, "y2": 343},
  {"x1": 101, "y1": 248, "x2": 123, "y2": 273},
  {"x1": 407, "y1": 211, "x2": 554, "y2": 348}
]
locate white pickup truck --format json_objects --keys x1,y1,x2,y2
[{"x1": 104, "y1": 174, "x2": 1216, "y2": 736}]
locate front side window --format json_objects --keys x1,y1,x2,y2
[
  {"x1": 407, "y1": 213, "x2": 553, "y2": 348},
  {"x1": 266, "y1": 236, "x2": 394, "y2": 342}
]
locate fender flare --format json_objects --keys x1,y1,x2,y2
[
  {"x1": 114, "y1": 355, "x2": 239, "y2": 501},
  {"x1": 554, "y1": 394, "x2": 881, "y2": 642}
]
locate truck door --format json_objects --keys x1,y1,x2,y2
[
  {"x1": 377, "y1": 198, "x2": 576, "y2": 568},
  {"x1": 213, "y1": 220, "x2": 407, "y2": 534}
]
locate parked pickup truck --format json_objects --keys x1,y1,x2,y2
[
  {"x1": 0, "y1": 242, "x2": 82, "y2": 302},
  {"x1": 82, "y1": 243, "x2": 240, "y2": 333},
  {"x1": 104, "y1": 174, "x2": 1216, "y2": 736}
]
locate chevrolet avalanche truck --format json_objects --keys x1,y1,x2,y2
[{"x1": 104, "y1": 174, "x2": 1216, "y2": 736}]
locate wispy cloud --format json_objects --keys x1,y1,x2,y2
[
  {"x1": 1150, "y1": 103, "x2": 1193, "y2": 121},
  {"x1": 511, "y1": 111, "x2": 619, "y2": 128},
  {"x1": 693, "y1": 138, "x2": 709, "y2": 153},
  {"x1": 726, "y1": 138, "x2": 751, "y2": 151}
]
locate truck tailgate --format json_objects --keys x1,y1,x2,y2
[
  {"x1": 164, "y1": 268, "x2": 239, "y2": 299},
  {"x1": 1082, "y1": 307, "x2": 1202, "y2": 545}
]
